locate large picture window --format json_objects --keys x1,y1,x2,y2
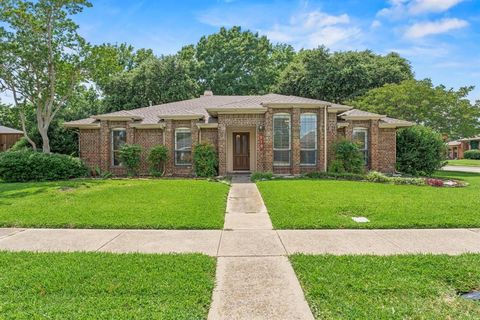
[
  {"x1": 300, "y1": 113, "x2": 317, "y2": 165},
  {"x1": 352, "y1": 127, "x2": 368, "y2": 166},
  {"x1": 111, "y1": 129, "x2": 127, "y2": 166},
  {"x1": 273, "y1": 113, "x2": 291, "y2": 166},
  {"x1": 175, "y1": 128, "x2": 192, "y2": 165}
]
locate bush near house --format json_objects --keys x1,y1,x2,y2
[
  {"x1": 396, "y1": 126, "x2": 446, "y2": 176},
  {"x1": 329, "y1": 140, "x2": 364, "y2": 174},
  {"x1": 119, "y1": 144, "x2": 142, "y2": 177},
  {"x1": 0, "y1": 151, "x2": 88, "y2": 182},
  {"x1": 193, "y1": 143, "x2": 218, "y2": 177},
  {"x1": 148, "y1": 145, "x2": 169, "y2": 177},
  {"x1": 464, "y1": 150, "x2": 480, "y2": 160}
]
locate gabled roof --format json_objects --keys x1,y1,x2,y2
[
  {"x1": 0, "y1": 125, "x2": 23, "y2": 134},
  {"x1": 65, "y1": 93, "x2": 353, "y2": 128},
  {"x1": 339, "y1": 109, "x2": 414, "y2": 128}
]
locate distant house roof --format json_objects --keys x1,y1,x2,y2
[
  {"x1": 447, "y1": 140, "x2": 462, "y2": 146},
  {"x1": 339, "y1": 109, "x2": 414, "y2": 128},
  {"x1": 64, "y1": 93, "x2": 412, "y2": 129},
  {"x1": 459, "y1": 136, "x2": 480, "y2": 142},
  {"x1": 0, "y1": 125, "x2": 23, "y2": 134}
]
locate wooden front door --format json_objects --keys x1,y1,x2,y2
[{"x1": 233, "y1": 132, "x2": 250, "y2": 171}]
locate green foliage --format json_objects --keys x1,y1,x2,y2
[
  {"x1": 304, "y1": 171, "x2": 365, "y2": 181},
  {"x1": 118, "y1": 144, "x2": 142, "y2": 177},
  {"x1": 148, "y1": 145, "x2": 169, "y2": 177},
  {"x1": 102, "y1": 55, "x2": 199, "y2": 113},
  {"x1": 332, "y1": 140, "x2": 365, "y2": 174},
  {"x1": 193, "y1": 143, "x2": 218, "y2": 177},
  {"x1": 365, "y1": 171, "x2": 391, "y2": 183},
  {"x1": 328, "y1": 159, "x2": 346, "y2": 173},
  {"x1": 0, "y1": 151, "x2": 88, "y2": 182},
  {"x1": 9, "y1": 137, "x2": 31, "y2": 151},
  {"x1": 350, "y1": 79, "x2": 480, "y2": 139},
  {"x1": 182, "y1": 26, "x2": 295, "y2": 95},
  {"x1": 276, "y1": 47, "x2": 413, "y2": 103},
  {"x1": 250, "y1": 172, "x2": 274, "y2": 181},
  {"x1": 464, "y1": 150, "x2": 480, "y2": 160},
  {"x1": 396, "y1": 126, "x2": 447, "y2": 176}
]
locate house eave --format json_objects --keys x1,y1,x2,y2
[
  {"x1": 378, "y1": 123, "x2": 414, "y2": 129},
  {"x1": 263, "y1": 103, "x2": 327, "y2": 108},
  {"x1": 206, "y1": 108, "x2": 267, "y2": 116},
  {"x1": 337, "y1": 122, "x2": 349, "y2": 129},
  {"x1": 63, "y1": 123, "x2": 100, "y2": 129},
  {"x1": 341, "y1": 115, "x2": 386, "y2": 120},
  {"x1": 196, "y1": 123, "x2": 219, "y2": 129},
  {"x1": 129, "y1": 123, "x2": 166, "y2": 129},
  {"x1": 92, "y1": 115, "x2": 143, "y2": 121},
  {"x1": 159, "y1": 115, "x2": 205, "y2": 120}
]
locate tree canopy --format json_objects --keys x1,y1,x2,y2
[
  {"x1": 350, "y1": 79, "x2": 480, "y2": 139},
  {"x1": 275, "y1": 47, "x2": 414, "y2": 103}
]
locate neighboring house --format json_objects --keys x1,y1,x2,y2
[
  {"x1": 447, "y1": 136, "x2": 480, "y2": 159},
  {"x1": 0, "y1": 125, "x2": 23, "y2": 152},
  {"x1": 65, "y1": 92, "x2": 413, "y2": 176}
]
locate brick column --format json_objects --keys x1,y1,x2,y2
[
  {"x1": 191, "y1": 120, "x2": 199, "y2": 146},
  {"x1": 264, "y1": 109, "x2": 273, "y2": 172},
  {"x1": 292, "y1": 108, "x2": 301, "y2": 174},
  {"x1": 99, "y1": 121, "x2": 110, "y2": 171},
  {"x1": 370, "y1": 120, "x2": 380, "y2": 171},
  {"x1": 218, "y1": 121, "x2": 227, "y2": 176},
  {"x1": 327, "y1": 113, "x2": 338, "y2": 167},
  {"x1": 164, "y1": 119, "x2": 174, "y2": 176},
  {"x1": 126, "y1": 121, "x2": 135, "y2": 145}
]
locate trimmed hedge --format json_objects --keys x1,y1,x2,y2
[
  {"x1": 193, "y1": 143, "x2": 218, "y2": 177},
  {"x1": 464, "y1": 150, "x2": 480, "y2": 160},
  {"x1": 0, "y1": 151, "x2": 88, "y2": 182}
]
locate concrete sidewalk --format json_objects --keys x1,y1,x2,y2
[{"x1": 442, "y1": 165, "x2": 480, "y2": 173}]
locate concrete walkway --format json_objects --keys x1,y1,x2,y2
[{"x1": 442, "y1": 165, "x2": 480, "y2": 173}]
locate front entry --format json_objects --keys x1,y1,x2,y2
[{"x1": 233, "y1": 132, "x2": 250, "y2": 171}]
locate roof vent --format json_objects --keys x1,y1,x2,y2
[{"x1": 203, "y1": 90, "x2": 213, "y2": 96}]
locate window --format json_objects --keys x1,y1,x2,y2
[
  {"x1": 175, "y1": 128, "x2": 192, "y2": 165},
  {"x1": 300, "y1": 113, "x2": 317, "y2": 165},
  {"x1": 352, "y1": 127, "x2": 368, "y2": 166},
  {"x1": 273, "y1": 113, "x2": 291, "y2": 166},
  {"x1": 111, "y1": 129, "x2": 127, "y2": 166}
]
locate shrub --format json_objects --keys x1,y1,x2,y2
[
  {"x1": 251, "y1": 171, "x2": 274, "y2": 181},
  {"x1": 328, "y1": 160, "x2": 346, "y2": 173},
  {"x1": 148, "y1": 145, "x2": 169, "y2": 177},
  {"x1": 366, "y1": 171, "x2": 390, "y2": 183},
  {"x1": 119, "y1": 144, "x2": 142, "y2": 177},
  {"x1": 193, "y1": 143, "x2": 218, "y2": 177},
  {"x1": 464, "y1": 150, "x2": 480, "y2": 160},
  {"x1": 396, "y1": 126, "x2": 446, "y2": 176},
  {"x1": 9, "y1": 137, "x2": 32, "y2": 151},
  {"x1": 0, "y1": 150, "x2": 88, "y2": 182},
  {"x1": 304, "y1": 171, "x2": 365, "y2": 181},
  {"x1": 390, "y1": 177, "x2": 425, "y2": 186},
  {"x1": 332, "y1": 140, "x2": 364, "y2": 174}
]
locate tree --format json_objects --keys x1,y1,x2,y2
[
  {"x1": 396, "y1": 126, "x2": 447, "y2": 176},
  {"x1": 350, "y1": 79, "x2": 480, "y2": 139},
  {"x1": 0, "y1": 0, "x2": 91, "y2": 153},
  {"x1": 102, "y1": 55, "x2": 199, "y2": 112},
  {"x1": 276, "y1": 47, "x2": 413, "y2": 103},
  {"x1": 181, "y1": 26, "x2": 295, "y2": 95}
]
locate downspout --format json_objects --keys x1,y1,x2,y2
[{"x1": 324, "y1": 106, "x2": 328, "y2": 172}]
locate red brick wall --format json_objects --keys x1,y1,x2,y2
[
  {"x1": 377, "y1": 128, "x2": 396, "y2": 173},
  {"x1": 79, "y1": 129, "x2": 100, "y2": 170},
  {"x1": 134, "y1": 129, "x2": 163, "y2": 175}
]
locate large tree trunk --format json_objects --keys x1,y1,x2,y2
[{"x1": 39, "y1": 127, "x2": 50, "y2": 153}]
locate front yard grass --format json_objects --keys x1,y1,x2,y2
[
  {"x1": 257, "y1": 171, "x2": 480, "y2": 229},
  {"x1": 0, "y1": 179, "x2": 229, "y2": 229},
  {"x1": 447, "y1": 159, "x2": 480, "y2": 167},
  {"x1": 291, "y1": 254, "x2": 480, "y2": 319},
  {"x1": 0, "y1": 252, "x2": 216, "y2": 319}
]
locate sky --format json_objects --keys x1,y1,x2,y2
[{"x1": 4, "y1": 0, "x2": 480, "y2": 103}]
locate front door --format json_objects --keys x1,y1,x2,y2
[{"x1": 233, "y1": 132, "x2": 250, "y2": 171}]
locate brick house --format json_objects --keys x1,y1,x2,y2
[
  {"x1": 65, "y1": 92, "x2": 413, "y2": 176},
  {"x1": 447, "y1": 136, "x2": 480, "y2": 159}
]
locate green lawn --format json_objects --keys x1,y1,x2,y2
[
  {"x1": 0, "y1": 179, "x2": 229, "y2": 229},
  {"x1": 447, "y1": 159, "x2": 480, "y2": 167},
  {"x1": 291, "y1": 254, "x2": 480, "y2": 319},
  {"x1": 0, "y1": 252, "x2": 216, "y2": 319},
  {"x1": 257, "y1": 171, "x2": 480, "y2": 229}
]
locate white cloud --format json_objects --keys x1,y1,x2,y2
[
  {"x1": 262, "y1": 10, "x2": 361, "y2": 49},
  {"x1": 405, "y1": 18, "x2": 468, "y2": 38},
  {"x1": 378, "y1": 0, "x2": 464, "y2": 17},
  {"x1": 370, "y1": 20, "x2": 382, "y2": 28}
]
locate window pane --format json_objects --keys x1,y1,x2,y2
[
  {"x1": 273, "y1": 115, "x2": 290, "y2": 149},
  {"x1": 175, "y1": 129, "x2": 192, "y2": 165},
  {"x1": 300, "y1": 150, "x2": 317, "y2": 165},
  {"x1": 274, "y1": 150, "x2": 290, "y2": 166},
  {"x1": 175, "y1": 151, "x2": 192, "y2": 165},
  {"x1": 352, "y1": 130, "x2": 367, "y2": 150},
  {"x1": 300, "y1": 114, "x2": 317, "y2": 149},
  {"x1": 112, "y1": 130, "x2": 126, "y2": 166}
]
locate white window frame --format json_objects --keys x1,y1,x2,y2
[
  {"x1": 300, "y1": 113, "x2": 317, "y2": 166},
  {"x1": 352, "y1": 127, "x2": 369, "y2": 166},
  {"x1": 111, "y1": 128, "x2": 127, "y2": 167},
  {"x1": 175, "y1": 128, "x2": 192, "y2": 166},
  {"x1": 273, "y1": 113, "x2": 291, "y2": 166}
]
